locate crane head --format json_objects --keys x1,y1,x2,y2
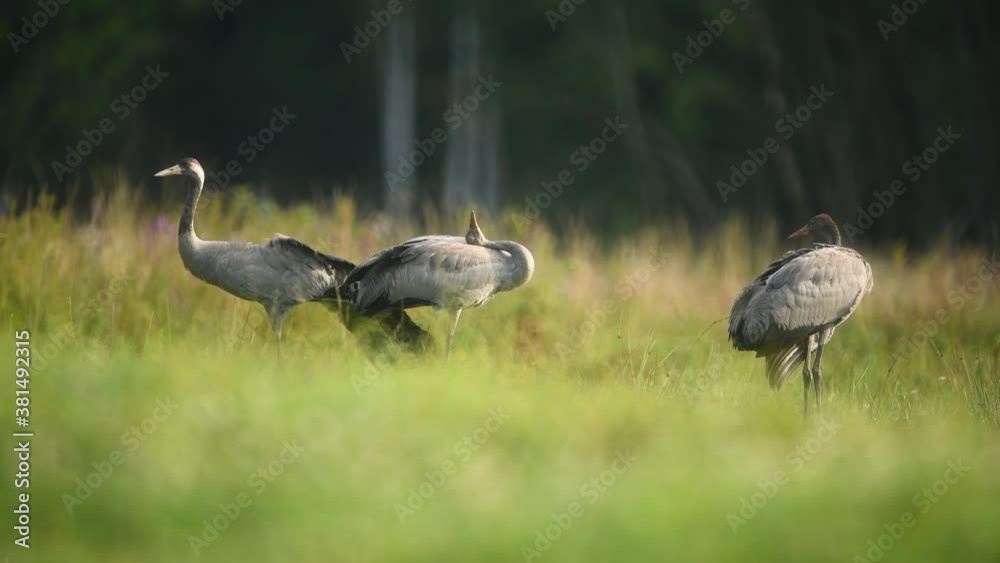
[
  {"x1": 788, "y1": 213, "x2": 841, "y2": 245},
  {"x1": 465, "y1": 211, "x2": 486, "y2": 245},
  {"x1": 155, "y1": 158, "x2": 202, "y2": 178}
]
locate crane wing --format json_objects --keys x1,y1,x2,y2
[
  {"x1": 730, "y1": 245, "x2": 872, "y2": 350},
  {"x1": 730, "y1": 244, "x2": 872, "y2": 389},
  {"x1": 217, "y1": 234, "x2": 352, "y2": 305},
  {"x1": 267, "y1": 235, "x2": 355, "y2": 280},
  {"x1": 729, "y1": 248, "x2": 813, "y2": 349},
  {"x1": 342, "y1": 236, "x2": 504, "y2": 315},
  {"x1": 764, "y1": 246, "x2": 872, "y2": 338}
]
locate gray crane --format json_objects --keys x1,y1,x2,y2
[
  {"x1": 336, "y1": 211, "x2": 535, "y2": 357},
  {"x1": 154, "y1": 157, "x2": 429, "y2": 349},
  {"x1": 728, "y1": 214, "x2": 873, "y2": 415}
]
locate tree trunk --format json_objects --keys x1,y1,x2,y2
[
  {"x1": 381, "y1": 6, "x2": 417, "y2": 218},
  {"x1": 443, "y1": 7, "x2": 500, "y2": 215}
]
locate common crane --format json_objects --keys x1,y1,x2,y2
[
  {"x1": 728, "y1": 214, "x2": 873, "y2": 415},
  {"x1": 337, "y1": 211, "x2": 534, "y2": 358}
]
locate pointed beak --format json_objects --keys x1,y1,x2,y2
[
  {"x1": 154, "y1": 165, "x2": 183, "y2": 177},
  {"x1": 469, "y1": 211, "x2": 479, "y2": 230},
  {"x1": 787, "y1": 225, "x2": 809, "y2": 239}
]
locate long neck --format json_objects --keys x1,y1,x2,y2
[
  {"x1": 484, "y1": 240, "x2": 535, "y2": 291},
  {"x1": 819, "y1": 222, "x2": 842, "y2": 246},
  {"x1": 178, "y1": 170, "x2": 211, "y2": 280},
  {"x1": 179, "y1": 171, "x2": 204, "y2": 239}
]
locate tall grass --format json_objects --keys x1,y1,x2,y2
[{"x1": 1, "y1": 183, "x2": 998, "y2": 562}]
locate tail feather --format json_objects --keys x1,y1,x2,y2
[
  {"x1": 320, "y1": 281, "x2": 356, "y2": 303},
  {"x1": 321, "y1": 300, "x2": 432, "y2": 353},
  {"x1": 765, "y1": 343, "x2": 806, "y2": 390}
]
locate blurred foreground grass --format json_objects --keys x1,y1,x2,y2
[{"x1": 1, "y1": 186, "x2": 999, "y2": 562}]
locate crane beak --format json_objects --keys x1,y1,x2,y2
[
  {"x1": 154, "y1": 164, "x2": 183, "y2": 177},
  {"x1": 469, "y1": 211, "x2": 479, "y2": 230},
  {"x1": 787, "y1": 225, "x2": 809, "y2": 239}
]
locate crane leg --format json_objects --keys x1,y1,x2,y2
[
  {"x1": 812, "y1": 342, "x2": 825, "y2": 412},
  {"x1": 445, "y1": 309, "x2": 463, "y2": 360},
  {"x1": 801, "y1": 337, "x2": 813, "y2": 418},
  {"x1": 271, "y1": 323, "x2": 284, "y2": 357},
  {"x1": 268, "y1": 307, "x2": 289, "y2": 357}
]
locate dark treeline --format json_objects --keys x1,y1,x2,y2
[{"x1": 0, "y1": 0, "x2": 996, "y2": 247}]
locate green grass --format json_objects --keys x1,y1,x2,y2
[{"x1": 1, "y1": 188, "x2": 999, "y2": 562}]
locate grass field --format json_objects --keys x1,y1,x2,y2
[{"x1": 2, "y1": 187, "x2": 999, "y2": 562}]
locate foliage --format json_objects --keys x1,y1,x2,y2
[
  {"x1": 1, "y1": 188, "x2": 998, "y2": 561},
  {"x1": 0, "y1": 0, "x2": 995, "y2": 244}
]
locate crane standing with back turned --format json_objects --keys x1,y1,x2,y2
[{"x1": 728, "y1": 214, "x2": 873, "y2": 415}]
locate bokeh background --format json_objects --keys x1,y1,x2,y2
[
  {"x1": 3, "y1": 3, "x2": 1000, "y2": 563},
  {"x1": 1, "y1": 0, "x2": 996, "y2": 246}
]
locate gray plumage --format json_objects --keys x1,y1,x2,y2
[
  {"x1": 728, "y1": 214, "x2": 873, "y2": 414},
  {"x1": 338, "y1": 212, "x2": 534, "y2": 356},
  {"x1": 154, "y1": 158, "x2": 428, "y2": 347}
]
